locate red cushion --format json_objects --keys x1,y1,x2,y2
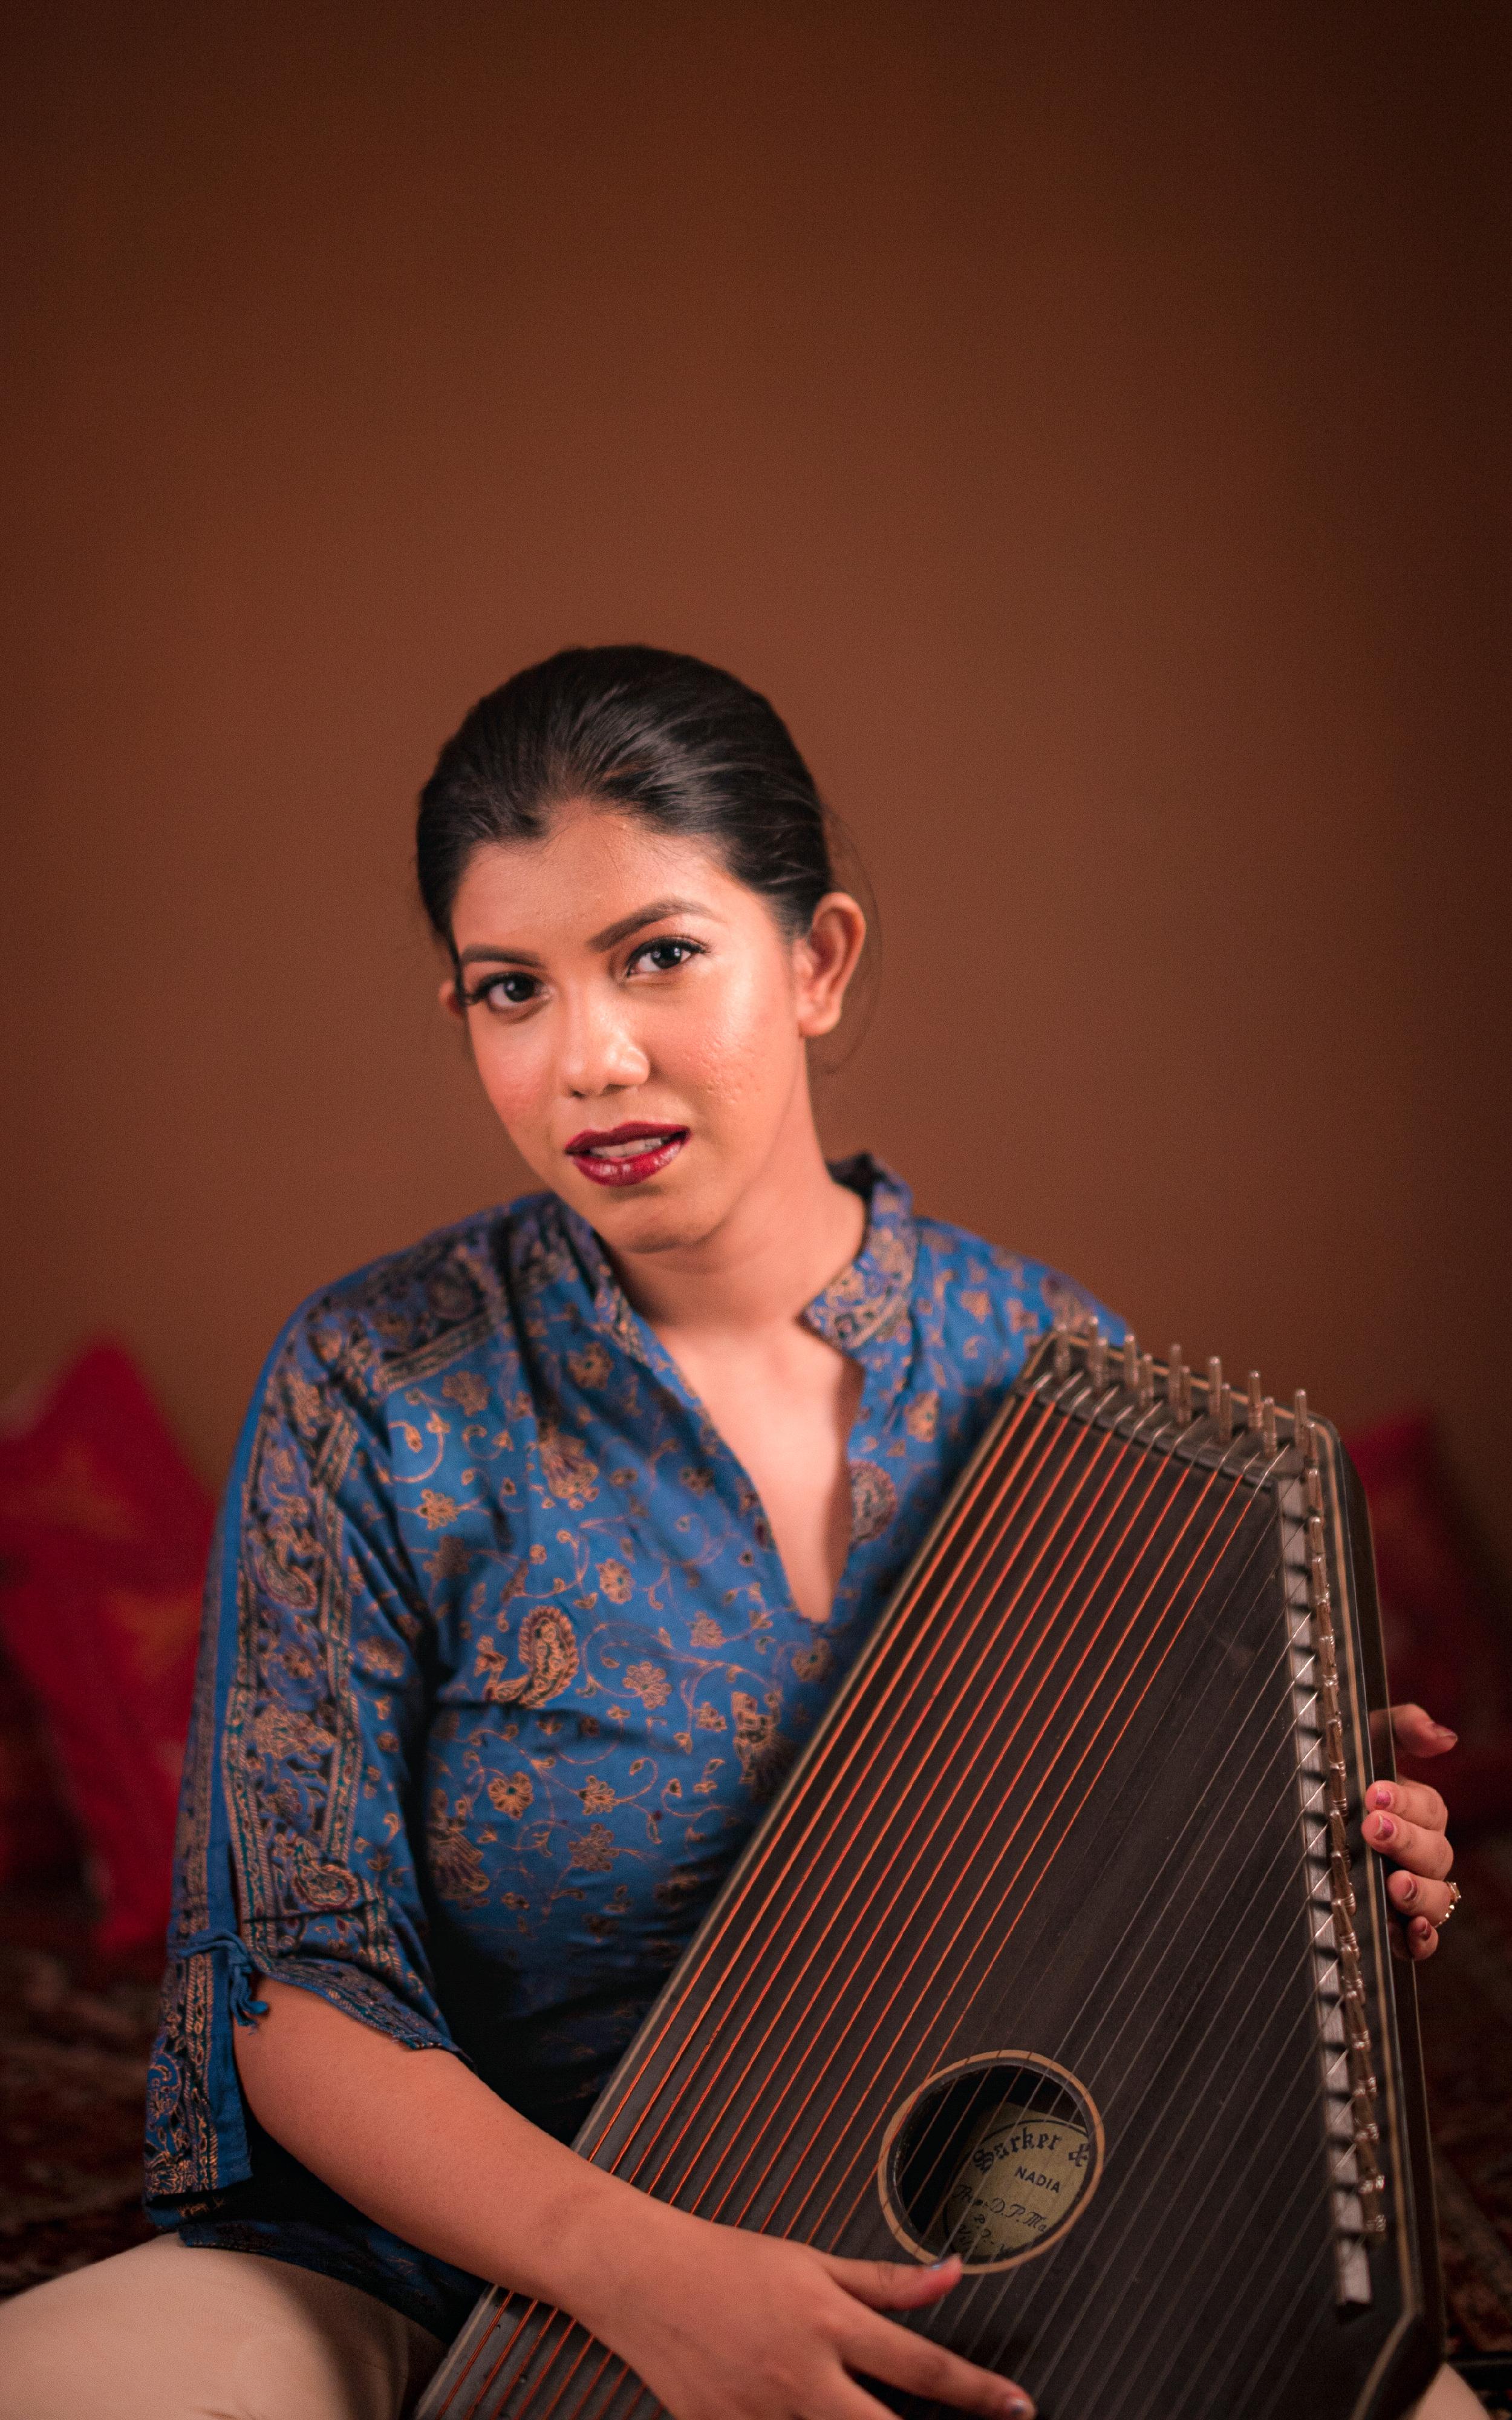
[
  {"x1": 0, "y1": 1342, "x2": 212, "y2": 1951},
  {"x1": 1348, "y1": 1410, "x2": 1512, "y2": 1830}
]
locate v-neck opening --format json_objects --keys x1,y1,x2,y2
[{"x1": 553, "y1": 1156, "x2": 917, "y2": 1626}]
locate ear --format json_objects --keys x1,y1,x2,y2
[
  {"x1": 793, "y1": 893, "x2": 867, "y2": 1039},
  {"x1": 440, "y1": 975, "x2": 466, "y2": 1023}
]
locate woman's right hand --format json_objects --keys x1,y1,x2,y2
[
  {"x1": 579, "y1": 2202, "x2": 1034, "y2": 2420},
  {"x1": 233, "y1": 1983, "x2": 1031, "y2": 2416}
]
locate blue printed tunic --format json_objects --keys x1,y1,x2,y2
[{"x1": 145, "y1": 1157, "x2": 1116, "y2": 2338}]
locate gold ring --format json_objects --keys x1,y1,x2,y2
[{"x1": 1435, "y1": 1880, "x2": 1462, "y2": 1929}]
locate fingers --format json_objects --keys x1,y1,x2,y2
[
  {"x1": 843, "y1": 2316, "x2": 1034, "y2": 2417},
  {"x1": 1400, "y1": 1908, "x2": 1440, "y2": 1961},
  {"x1": 1367, "y1": 1777, "x2": 1448, "y2": 1835},
  {"x1": 832, "y1": 2379, "x2": 1025, "y2": 2420},
  {"x1": 1363, "y1": 1802, "x2": 1454, "y2": 1882},
  {"x1": 1388, "y1": 1868, "x2": 1458, "y2": 1929},
  {"x1": 819, "y1": 2252, "x2": 962, "y2": 2313},
  {"x1": 1384, "y1": 1702, "x2": 1459, "y2": 1762},
  {"x1": 1366, "y1": 1771, "x2": 1453, "y2": 1961},
  {"x1": 821, "y1": 2257, "x2": 1035, "y2": 2416},
  {"x1": 830, "y1": 2381, "x2": 918, "y2": 2420},
  {"x1": 1389, "y1": 1865, "x2": 1455, "y2": 1954}
]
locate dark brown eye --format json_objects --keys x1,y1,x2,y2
[
  {"x1": 473, "y1": 972, "x2": 538, "y2": 1009},
  {"x1": 633, "y1": 939, "x2": 700, "y2": 974}
]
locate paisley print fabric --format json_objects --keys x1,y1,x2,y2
[{"x1": 145, "y1": 1157, "x2": 1118, "y2": 2337}]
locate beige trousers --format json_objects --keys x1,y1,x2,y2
[
  {"x1": 0, "y1": 2230, "x2": 1487, "y2": 2418},
  {"x1": 0, "y1": 2234, "x2": 445, "y2": 2420}
]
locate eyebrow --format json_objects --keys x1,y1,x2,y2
[{"x1": 456, "y1": 897, "x2": 717, "y2": 970}]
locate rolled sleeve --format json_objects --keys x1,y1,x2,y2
[{"x1": 146, "y1": 1304, "x2": 461, "y2": 2225}]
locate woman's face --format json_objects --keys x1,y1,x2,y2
[{"x1": 443, "y1": 802, "x2": 864, "y2": 1256}]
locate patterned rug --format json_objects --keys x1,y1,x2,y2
[
  {"x1": 0, "y1": 1883, "x2": 158, "y2": 2298},
  {"x1": 3, "y1": 1855, "x2": 1511, "y2": 2407},
  {"x1": 1426, "y1": 1834, "x2": 1512, "y2": 2413}
]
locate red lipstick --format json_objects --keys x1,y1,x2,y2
[{"x1": 564, "y1": 1121, "x2": 689, "y2": 1188}]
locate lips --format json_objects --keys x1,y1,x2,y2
[{"x1": 564, "y1": 1122, "x2": 690, "y2": 1188}]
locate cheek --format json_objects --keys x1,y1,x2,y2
[
  {"x1": 468, "y1": 1024, "x2": 556, "y2": 1133},
  {"x1": 666, "y1": 961, "x2": 798, "y2": 1109}
]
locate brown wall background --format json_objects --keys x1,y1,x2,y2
[{"x1": 3, "y1": 5, "x2": 1508, "y2": 1557}]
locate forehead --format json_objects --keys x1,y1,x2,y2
[{"x1": 448, "y1": 802, "x2": 755, "y2": 946}]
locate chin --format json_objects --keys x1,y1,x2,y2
[
  {"x1": 583, "y1": 1199, "x2": 714, "y2": 1255},
  {"x1": 564, "y1": 1171, "x2": 731, "y2": 1256}
]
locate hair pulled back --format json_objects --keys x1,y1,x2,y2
[{"x1": 416, "y1": 646, "x2": 838, "y2": 952}]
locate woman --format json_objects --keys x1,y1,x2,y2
[{"x1": 0, "y1": 649, "x2": 1471, "y2": 2419}]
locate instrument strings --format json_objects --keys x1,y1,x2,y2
[
  {"x1": 951, "y1": 1614, "x2": 1329, "y2": 2410},
  {"x1": 426, "y1": 1384, "x2": 1060, "y2": 2420},
  {"x1": 435, "y1": 1387, "x2": 1091, "y2": 2416},
  {"x1": 440, "y1": 1379, "x2": 1156, "y2": 2416},
  {"x1": 677, "y1": 1618, "x2": 1363, "y2": 2420},
  {"x1": 585, "y1": 1470, "x2": 1272, "y2": 2420},
  {"x1": 833, "y1": 1517, "x2": 1355, "y2": 2418},
  {"x1": 688, "y1": 1481, "x2": 1296, "y2": 2415},
  {"x1": 483, "y1": 1388, "x2": 1276, "y2": 2420},
  {"x1": 916, "y1": 1448, "x2": 1368, "y2": 2419},
  {"x1": 901, "y1": 1513, "x2": 1297, "y2": 2283},
  {"x1": 508, "y1": 1387, "x2": 1276, "y2": 2420},
  {"x1": 614, "y1": 1398, "x2": 1119, "y2": 2206},
  {"x1": 443, "y1": 1375, "x2": 1358, "y2": 2420},
  {"x1": 759, "y1": 1470, "x2": 1260, "y2": 2258},
  {"x1": 668, "y1": 1441, "x2": 1341, "y2": 2420},
  {"x1": 593, "y1": 1388, "x2": 1063, "y2": 2152},
  {"x1": 639, "y1": 1407, "x2": 1207, "y2": 2231},
  {"x1": 1029, "y1": 1744, "x2": 1378, "y2": 2420}
]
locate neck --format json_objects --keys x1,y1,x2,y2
[{"x1": 606, "y1": 1102, "x2": 865, "y2": 1342}]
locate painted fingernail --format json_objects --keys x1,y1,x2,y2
[
  {"x1": 1002, "y1": 2395, "x2": 1035, "y2": 2418},
  {"x1": 1367, "y1": 1783, "x2": 1393, "y2": 1810},
  {"x1": 1413, "y1": 1917, "x2": 1434, "y2": 1938},
  {"x1": 1370, "y1": 1813, "x2": 1395, "y2": 1842},
  {"x1": 1399, "y1": 1876, "x2": 1418, "y2": 1905},
  {"x1": 1433, "y1": 1725, "x2": 1459, "y2": 1745}
]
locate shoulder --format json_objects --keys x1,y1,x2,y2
[
  {"x1": 910, "y1": 1212, "x2": 1125, "y2": 1384},
  {"x1": 248, "y1": 1199, "x2": 559, "y2": 1451}
]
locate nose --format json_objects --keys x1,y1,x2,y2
[{"x1": 556, "y1": 983, "x2": 650, "y2": 1100}]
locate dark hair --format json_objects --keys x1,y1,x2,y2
[{"x1": 415, "y1": 646, "x2": 839, "y2": 952}]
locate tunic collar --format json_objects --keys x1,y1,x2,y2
[
  {"x1": 549, "y1": 1153, "x2": 918, "y2": 1373},
  {"x1": 801, "y1": 1155, "x2": 918, "y2": 1356}
]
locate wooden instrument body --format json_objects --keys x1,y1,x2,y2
[{"x1": 422, "y1": 1337, "x2": 1442, "y2": 2420}]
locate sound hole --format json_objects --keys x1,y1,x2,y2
[{"x1": 884, "y1": 2054, "x2": 1101, "y2": 2270}]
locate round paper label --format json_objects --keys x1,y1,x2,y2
[{"x1": 937, "y1": 2098, "x2": 1095, "y2": 2260}]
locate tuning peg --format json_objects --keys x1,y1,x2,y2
[
  {"x1": 1087, "y1": 1321, "x2": 1107, "y2": 1390},
  {"x1": 1294, "y1": 1388, "x2": 1318, "y2": 1467}
]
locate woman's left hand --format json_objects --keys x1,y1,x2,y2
[{"x1": 1364, "y1": 1703, "x2": 1459, "y2": 1961}]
